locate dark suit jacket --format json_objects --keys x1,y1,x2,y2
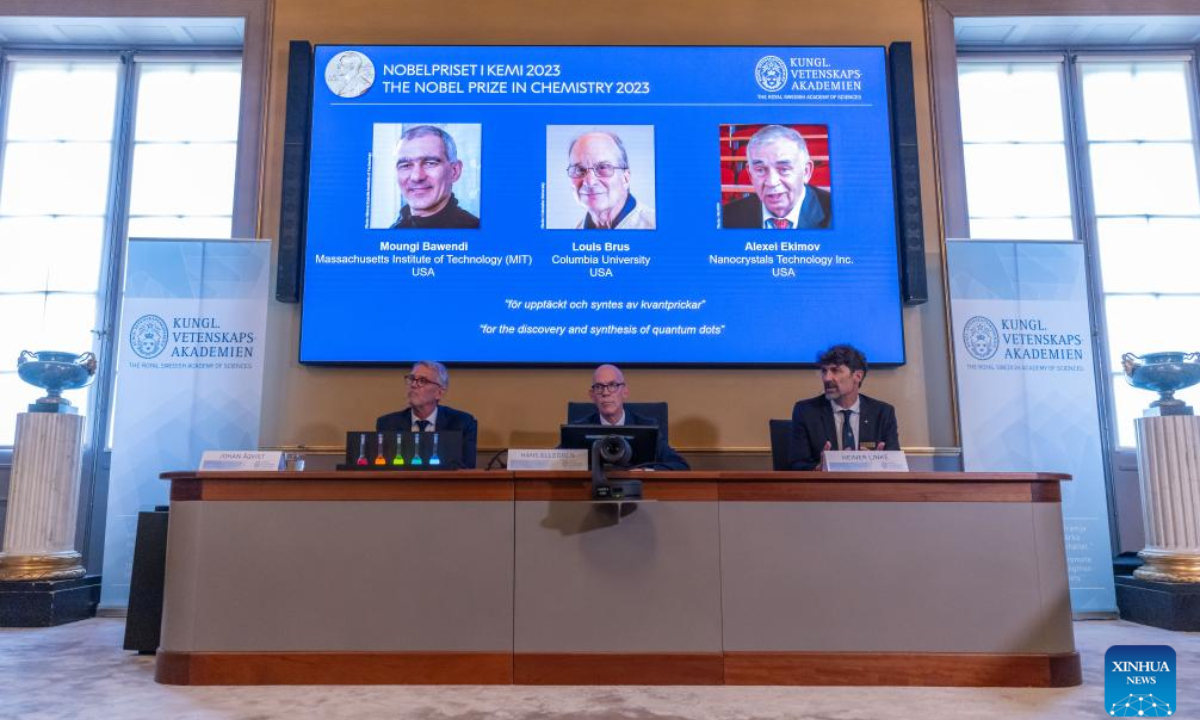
[
  {"x1": 721, "y1": 185, "x2": 832, "y2": 229},
  {"x1": 568, "y1": 410, "x2": 690, "y2": 471},
  {"x1": 787, "y1": 394, "x2": 900, "y2": 471},
  {"x1": 376, "y1": 404, "x2": 478, "y2": 469}
]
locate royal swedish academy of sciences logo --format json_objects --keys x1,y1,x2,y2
[
  {"x1": 129, "y1": 315, "x2": 169, "y2": 359},
  {"x1": 754, "y1": 55, "x2": 788, "y2": 93},
  {"x1": 962, "y1": 315, "x2": 1000, "y2": 361}
]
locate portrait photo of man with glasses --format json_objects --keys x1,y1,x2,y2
[
  {"x1": 545, "y1": 125, "x2": 656, "y2": 230},
  {"x1": 369, "y1": 123, "x2": 481, "y2": 229},
  {"x1": 376, "y1": 360, "x2": 478, "y2": 468}
]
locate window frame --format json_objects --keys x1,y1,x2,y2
[
  {"x1": 955, "y1": 47, "x2": 1200, "y2": 454},
  {"x1": 1070, "y1": 52, "x2": 1200, "y2": 451},
  {"x1": 955, "y1": 53, "x2": 1083, "y2": 241},
  {"x1": 0, "y1": 0, "x2": 267, "y2": 577},
  {"x1": 0, "y1": 47, "x2": 246, "y2": 452},
  {"x1": 0, "y1": 49, "x2": 133, "y2": 446},
  {"x1": 0, "y1": 47, "x2": 249, "y2": 576},
  {"x1": 927, "y1": 0, "x2": 1200, "y2": 566}
]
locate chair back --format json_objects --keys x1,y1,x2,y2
[
  {"x1": 566, "y1": 401, "x2": 670, "y2": 443},
  {"x1": 769, "y1": 419, "x2": 793, "y2": 471}
]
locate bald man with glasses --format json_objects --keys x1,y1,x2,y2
[
  {"x1": 567, "y1": 363, "x2": 688, "y2": 470},
  {"x1": 567, "y1": 131, "x2": 656, "y2": 230},
  {"x1": 376, "y1": 360, "x2": 478, "y2": 468}
]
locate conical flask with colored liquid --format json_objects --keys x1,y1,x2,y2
[
  {"x1": 355, "y1": 433, "x2": 368, "y2": 466},
  {"x1": 373, "y1": 432, "x2": 387, "y2": 465},
  {"x1": 411, "y1": 426, "x2": 424, "y2": 466},
  {"x1": 429, "y1": 433, "x2": 441, "y2": 466},
  {"x1": 391, "y1": 432, "x2": 406, "y2": 466}
]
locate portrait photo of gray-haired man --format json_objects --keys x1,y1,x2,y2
[
  {"x1": 545, "y1": 125, "x2": 657, "y2": 230},
  {"x1": 369, "y1": 123, "x2": 481, "y2": 230},
  {"x1": 721, "y1": 124, "x2": 832, "y2": 230}
]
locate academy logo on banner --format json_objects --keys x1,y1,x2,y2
[
  {"x1": 947, "y1": 241, "x2": 1116, "y2": 613},
  {"x1": 1105, "y1": 645, "x2": 1175, "y2": 716},
  {"x1": 103, "y1": 238, "x2": 269, "y2": 610},
  {"x1": 958, "y1": 314, "x2": 1085, "y2": 366},
  {"x1": 125, "y1": 314, "x2": 258, "y2": 367},
  {"x1": 129, "y1": 315, "x2": 169, "y2": 359},
  {"x1": 961, "y1": 316, "x2": 999, "y2": 360}
]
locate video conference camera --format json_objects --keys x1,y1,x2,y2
[
  {"x1": 590, "y1": 434, "x2": 643, "y2": 501},
  {"x1": 559, "y1": 424, "x2": 658, "y2": 501}
]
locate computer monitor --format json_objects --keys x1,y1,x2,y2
[{"x1": 559, "y1": 424, "x2": 660, "y2": 468}]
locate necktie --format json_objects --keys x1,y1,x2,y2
[
  {"x1": 841, "y1": 409, "x2": 854, "y2": 451},
  {"x1": 415, "y1": 419, "x2": 431, "y2": 432},
  {"x1": 770, "y1": 218, "x2": 791, "y2": 230}
]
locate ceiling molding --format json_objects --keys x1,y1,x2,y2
[
  {"x1": 955, "y1": 15, "x2": 1200, "y2": 47},
  {"x1": 0, "y1": 16, "x2": 245, "y2": 47}
]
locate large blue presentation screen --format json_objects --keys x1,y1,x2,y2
[{"x1": 300, "y1": 45, "x2": 906, "y2": 365}]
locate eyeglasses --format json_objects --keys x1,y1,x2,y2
[
  {"x1": 405, "y1": 374, "x2": 442, "y2": 389},
  {"x1": 567, "y1": 163, "x2": 627, "y2": 179},
  {"x1": 589, "y1": 382, "x2": 626, "y2": 395}
]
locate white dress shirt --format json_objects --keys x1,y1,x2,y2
[
  {"x1": 599, "y1": 410, "x2": 626, "y2": 426},
  {"x1": 412, "y1": 406, "x2": 438, "y2": 432}
]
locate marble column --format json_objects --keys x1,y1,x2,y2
[
  {"x1": 0, "y1": 413, "x2": 85, "y2": 581},
  {"x1": 1134, "y1": 414, "x2": 1200, "y2": 583}
]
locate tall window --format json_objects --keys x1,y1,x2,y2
[
  {"x1": 1080, "y1": 60, "x2": 1200, "y2": 448},
  {"x1": 957, "y1": 53, "x2": 1200, "y2": 449},
  {"x1": 958, "y1": 60, "x2": 1075, "y2": 240},
  {"x1": 128, "y1": 62, "x2": 241, "y2": 239},
  {"x1": 0, "y1": 54, "x2": 242, "y2": 446}
]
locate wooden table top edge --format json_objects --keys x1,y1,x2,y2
[{"x1": 162, "y1": 470, "x2": 1070, "y2": 483}]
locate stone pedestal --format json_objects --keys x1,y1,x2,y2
[
  {"x1": 1115, "y1": 575, "x2": 1200, "y2": 631},
  {"x1": 1133, "y1": 414, "x2": 1200, "y2": 582},
  {"x1": 0, "y1": 576, "x2": 100, "y2": 627},
  {"x1": 0, "y1": 413, "x2": 85, "y2": 581}
]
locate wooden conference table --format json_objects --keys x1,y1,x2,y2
[{"x1": 154, "y1": 469, "x2": 1080, "y2": 687}]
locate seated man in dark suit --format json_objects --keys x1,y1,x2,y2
[
  {"x1": 568, "y1": 363, "x2": 689, "y2": 470},
  {"x1": 376, "y1": 360, "x2": 478, "y2": 468},
  {"x1": 788, "y1": 344, "x2": 900, "y2": 471}
]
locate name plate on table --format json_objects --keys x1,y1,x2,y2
[
  {"x1": 507, "y1": 448, "x2": 588, "y2": 471},
  {"x1": 199, "y1": 450, "x2": 284, "y2": 472},
  {"x1": 821, "y1": 450, "x2": 909, "y2": 472}
]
